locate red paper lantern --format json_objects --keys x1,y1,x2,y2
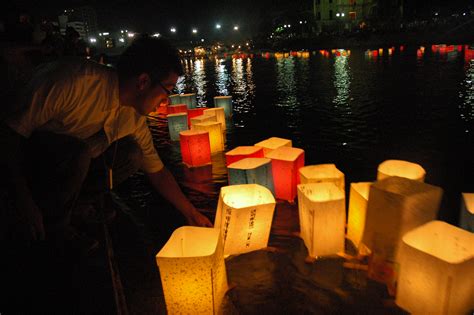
[
  {"x1": 225, "y1": 146, "x2": 264, "y2": 166},
  {"x1": 167, "y1": 104, "x2": 188, "y2": 115},
  {"x1": 187, "y1": 107, "x2": 207, "y2": 127},
  {"x1": 179, "y1": 130, "x2": 211, "y2": 167}
]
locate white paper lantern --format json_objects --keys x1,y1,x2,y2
[
  {"x1": 156, "y1": 226, "x2": 228, "y2": 314},
  {"x1": 299, "y1": 164, "x2": 345, "y2": 191},
  {"x1": 204, "y1": 107, "x2": 226, "y2": 130},
  {"x1": 227, "y1": 158, "x2": 275, "y2": 194},
  {"x1": 214, "y1": 184, "x2": 276, "y2": 257},
  {"x1": 214, "y1": 96, "x2": 232, "y2": 118},
  {"x1": 193, "y1": 121, "x2": 224, "y2": 153},
  {"x1": 460, "y1": 192, "x2": 474, "y2": 232},
  {"x1": 377, "y1": 159, "x2": 426, "y2": 182},
  {"x1": 190, "y1": 115, "x2": 217, "y2": 130},
  {"x1": 254, "y1": 137, "x2": 292, "y2": 156},
  {"x1": 180, "y1": 93, "x2": 197, "y2": 109},
  {"x1": 297, "y1": 183, "x2": 346, "y2": 258},
  {"x1": 167, "y1": 113, "x2": 188, "y2": 141},
  {"x1": 396, "y1": 221, "x2": 474, "y2": 315},
  {"x1": 346, "y1": 182, "x2": 372, "y2": 253}
]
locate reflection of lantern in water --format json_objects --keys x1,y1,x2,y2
[
  {"x1": 396, "y1": 221, "x2": 474, "y2": 315},
  {"x1": 190, "y1": 115, "x2": 217, "y2": 129},
  {"x1": 214, "y1": 96, "x2": 232, "y2": 118},
  {"x1": 266, "y1": 147, "x2": 304, "y2": 201},
  {"x1": 169, "y1": 94, "x2": 181, "y2": 105},
  {"x1": 156, "y1": 226, "x2": 228, "y2": 314},
  {"x1": 179, "y1": 130, "x2": 211, "y2": 167},
  {"x1": 377, "y1": 159, "x2": 426, "y2": 182},
  {"x1": 180, "y1": 93, "x2": 197, "y2": 109},
  {"x1": 167, "y1": 113, "x2": 188, "y2": 141},
  {"x1": 187, "y1": 107, "x2": 207, "y2": 127},
  {"x1": 299, "y1": 164, "x2": 345, "y2": 191},
  {"x1": 204, "y1": 107, "x2": 226, "y2": 130},
  {"x1": 214, "y1": 184, "x2": 276, "y2": 256},
  {"x1": 254, "y1": 137, "x2": 292, "y2": 156},
  {"x1": 362, "y1": 176, "x2": 442, "y2": 292},
  {"x1": 459, "y1": 193, "x2": 474, "y2": 232},
  {"x1": 297, "y1": 183, "x2": 346, "y2": 258},
  {"x1": 167, "y1": 104, "x2": 188, "y2": 115},
  {"x1": 225, "y1": 146, "x2": 264, "y2": 166},
  {"x1": 346, "y1": 182, "x2": 372, "y2": 253},
  {"x1": 227, "y1": 158, "x2": 274, "y2": 194},
  {"x1": 194, "y1": 121, "x2": 224, "y2": 153}
]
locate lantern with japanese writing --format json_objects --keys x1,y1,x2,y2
[
  {"x1": 167, "y1": 113, "x2": 188, "y2": 141},
  {"x1": 460, "y1": 192, "x2": 474, "y2": 232},
  {"x1": 214, "y1": 96, "x2": 232, "y2": 118},
  {"x1": 254, "y1": 137, "x2": 292, "y2": 156},
  {"x1": 396, "y1": 221, "x2": 474, "y2": 315},
  {"x1": 204, "y1": 107, "x2": 226, "y2": 130},
  {"x1": 297, "y1": 183, "x2": 346, "y2": 258},
  {"x1": 346, "y1": 182, "x2": 372, "y2": 254},
  {"x1": 194, "y1": 121, "x2": 224, "y2": 153},
  {"x1": 362, "y1": 176, "x2": 443, "y2": 294},
  {"x1": 299, "y1": 164, "x2": 345, "y2": 191},
  {"x1": 179, "y1": 130, "x2": 211, "y2": 167},
  {"x1": 377, "y1": 159, "x2": 426, "y2": 182},
  {"x1": 190, "y1": 115, "x2": 217, "y2": 129},
  {"x1": 227, "y1": 158, "x2": 274, "y2": 194},
  {"x1": 156, "y1": 226, "x2": 228, "y2": 314},
  {"x1": 167, "y1": 104, "x2": 188, "y2": 115},
  {"x1": 187, "y1": 107, "x2": 207, "y2": 127},
  {"x1": 225, "y1": 146, "x2": 264, "y2": 166},
  {"x1": 169, "y1": 94, "x2": 181, "y2": 105},
  {"x1": 214, "y1": 184, "x2": 276, "y2": 256},
  {"x1": 266, "y1": 147, "x2": 304, "y2": 201},
  {"x1": 180, "y1": 93, "x2": 197, "y2": 109}
]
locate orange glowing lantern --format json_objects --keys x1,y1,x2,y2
[
  {"x1": 214, "y1": 184, "x2": 276, "y2": 256},
  {"x1": 167, "y1": 113, "x2": 188, "y2": 141},
  {"x1": 180, "y1": 93, "x2": 197, "y2": 109},
  {"x1": 377, "y1": 159, "x2": 426, "y2": 182},
  {"x1": 460, "y1": 193, "x2": 474, "y2": 232},
  {"x1": 225, "y1": 146, "x2": 264, "y2": 166},
  {"x1": 156, "y1": 226, "x2": 228, "y2": 314},
  {"x1": 190, "y1": 114, "x2": 217, "y2": 129},
  {"x1": 254, "y1": 137, "x2": 292, "y2": 156},
  {"x1": 346, "y1": 182, "x2": 372, "y2": 254},
  {"x1": 396, "y1": 221, "x2": 474, "y2": 315},
  {"x1": 362, "y1": 176, "x2": 443, "y2": 293},
  {"x1": 297, "y1": 183, "x2": 346, "y2": 258},
  {"x1": 167, "y1": 104, "x2": 188, "y2": 115},
  {"x1": 203, "y1": 107, "x2": 226, "y2": 130},
  {"x1": 187, "y1": 107, "x2": 207, "y2": 127},
  {"x1": 169, "y1": 94, "x2": 181, "y2": 105},
  {"x1": 214, "y1": 96, "x2": 232, "y2": 118},
  {"x1": 379, "y1": 48, "x2": 383, "y2": 56},
  {"x1": 179, "y1": 130, "x2": 211, "y2": 167},
  {"x1": 299, "y1": 164, "x2": 345, "y2": 191},
  {"x1": 266, "y1": 147, "x2": 305, "y2": 202},
  {"x1": 193, "y1": 121, "x2": 224, "y2": 153},
  {"x1": 227, "y1": 158, "x2": 275, "y2": 194}
]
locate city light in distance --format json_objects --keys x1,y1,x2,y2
[
  {"x1": 89, "y1": 38, "x2": 97, "y2": 43},
  {"x1": 170, "y1": 27, "x2": 176, "y2": 33},
  {"x1": 127, "y1": 33, "x2": 135, "y2": 38},
  {"x1": 119, "y1": 38, "x2": 125, "y2": 42},
  {"x1": 192, "y1": 28, "x2": 198, "y2": 34},
  {"x1": 216, "y1": 24, "x2": 221, "y2": 29},
  {"x1": 201, "y1": 38, "x2": 205, "y2": 42},
  {"x1": 152, "y1": 33, "x2": 160, "y2": 37},
  {"x1": 234, "y1": 25, "x2": 239, "y2": 31}
]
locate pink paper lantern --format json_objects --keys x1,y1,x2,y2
[{"x1": 187, "y1": 107, "x2": 207, "y2": 127}]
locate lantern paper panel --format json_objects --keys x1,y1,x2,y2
[
  {"x1": 167, "y1": 104, "x2": 188, "y2": 115},
  {"x1": 179, "y1": 130, "x2": 211, "y2": 167},
  {"x1": 459, "y1": 192, "x2": 474, "y2": 232},
  {"x1": 214, "y1": 96, "x2": 232, "y2": 118},
  {"x1": 156, "y1": 226, "x2": 228, "y2": 315},
  {"x1": 167, "y1": 113, "x2": 188, "y2": 141},
  {"x1": 214, "y1": 184, "x2": 276, "y2": 257},
  {"x1": 377, "y1": 159, "x2": 426, "y2": 182},
  {"x1": 194, "y1": 122, "x2": 224, "y2": 153},
  {"x1": 299, "y1": 164, "x2": 345, "y2": 191},
  {"x1": 187, "y1": 107, "x2": 207, "y2": 127},
  {"x1": 346, "y1": 182, "x2": 372, "y2": 253},
  {"x1": 362, "y1": 176, "x2": 443, "y2": 290},
  {"x1": 396, "y1": 221, "x2": 474, "y2": 315},
  {"x1": 227, "y1": 158, "x2": 275, "y2": 194},
  {"x1": 190, "y1": 115, "x2": 217, "y2": 130},
  {"x1": 254, "y1": 137, "x2": 292, "y2": 156},
  {"x1": 297, "y1": 183, "x2": 346, "y2": 258},
  {"x1": 225, "y1": 146, "x2": 264, "y2": 166},
  {"x1": 266, "y1": 147, "x2": 304, "y2": 202},
  {"x1": 180, "y1": 93, "x2": 197, "y2": 109},
  {"x1": 169, "y1": 94, "x2": 182, "y2": 105},
  {"x1": 204, "y1": 108, "x2": 226, "y2": 130}
]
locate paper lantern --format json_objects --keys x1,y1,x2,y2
[
  {"x1": 179, "y1": 130, "x2": 211, "y2": 167},
  {"x1": 193, "y1": 121, "x2": 224, "y2": 153},
  {"x1": 225, "y1": 146, "x2": 264, "y2": 166},
  {"x1": 187, "y1": 107, "x2": 207, "y2": 127},
  {"x1": 203, "y1": 107, "x2": 226, "y2": 130},
  {"x1": 214, "y1": 184, "x2": 276, "y2": 256},
  {"x1": 396, "y1": 221, "x2": 474, "y2": 315},
  {"x1": 346, "y1": 182, "x2": 372, "y2": 254},
  {"x1": 167, "y1": 104, "x2": 188, "y2": 115},
  {"x1": 297, "y1": 183, "x2": 346, "y2": 258},
  {"x1": 362, "y1": 176, "x2": 443, "y2": 292},
  {"x1": 180, "y1": 93, "x2": 197, "y2": 109},
  {"x1": 156, "y1": 226, "x2": 228, "y2": 314},
  {"x1": 299, "y1": 164, "x2": 345, "y2": 191},
  {"x1": 266, "y1": 147, "x2": 304, "y2": 202},
  {"x1": 169, "y1": 94, "x2": 181, "y2": 105},
  {"x1": 254, "y1": 137, "x2": 292, "y2": 156},
  {"x1": 460, "y1": 192, "x2": 474, "y2": 232},
  {"x1": 190, "y1": 115, "x2": 217, "y2": 130},
  {"x1": 167, "y1": 113, "x2": 188, "y2": 141},
  {"x1": 377, "y1": 159, "x2": 426, "y2": 182},
  {"x1": 214, "y1": 96, "x2": 232, "y2": 118},
  {"x1": 227, "y1": 158, "x2": 274, "y2": 194}
]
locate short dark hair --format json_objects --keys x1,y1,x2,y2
[{"x1": 117, "y1": 35, "x2": 183, "y2": 84}]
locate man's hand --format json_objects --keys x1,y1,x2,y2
[
  {"x1": 185, "y1": 209, "x2": 213, "y2": 227},
  {"x1": 17, "y1": 197, "x2": 45, "y2": 241}
]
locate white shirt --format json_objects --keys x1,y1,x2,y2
[{"x1": 7, "y1": 58, "x2": 164, "y2": 173}]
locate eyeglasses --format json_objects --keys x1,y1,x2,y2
[{"x1": 157, "y1": 81, "x2": 172, "y2": 95}]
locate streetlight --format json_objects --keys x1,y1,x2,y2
[
  {"x1": 233, "y1": 25, "x2": 239, "y2": 31},
  {"x1": 216, "y1": 24, "x2": 221, "y2": 29},
  {"x1": 170, "y1": 27, "x2": 176, "y2": 33},
  {"x1": 192, "y1": 28, "x2": 198, "y2": 34},
  {"x1": 152, "y1": 33, "x2": 160, "y2": 37}
]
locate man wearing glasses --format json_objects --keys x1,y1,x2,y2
[{"x1": 1, "y1": 36, "x2": 212, "y2": 252}]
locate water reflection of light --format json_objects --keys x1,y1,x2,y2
[
  {"x1": 230, "y1": 58, "x2": 256, "y2": 127},
  {"x1": 333, "y1": 55, "x2": 351, "y2": 107},
  {"x1": 215, "y1": 58, "x2": 229, "y2": 95},
  {"x1": 191, "y1": 58, "x2": 207, "y2": 106},
  {"x1": 175, "y1": 76, "x2": 186, "y2": 94},
  {"x1": 459, "y1": 60, "x2": 474, "y2": 134},
  {"x1": 275, "y1": 56, "x2": 301, "y2": 130}
]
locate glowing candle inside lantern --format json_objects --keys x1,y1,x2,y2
[
  {"x1": 190, "y1": 115, "x2": 217, "y2": 130},
  {"x1": 214, "y1": 96, "x2": 232, "y2": 118},
  {"x1": 167, "y1": 104, "x2": 188, "y2": 115},
  {"x1": 225, "y1": 146, "x2": 264, "y2": 166},
  {"x1": 179, "y1": 130, "x2": 211, "y2": 167},
  {"x1": 180, "y1": 93, "x2": 197, "y2": 109},
  {"x1": 203, "y1": 107, "x2": 226, "y2": 130},
  {"x1": 346, "y1": 182, "x2": 372, "y2": 253},
  {"x1": 297, "y1": 183, "x2": 346, "y2": 258},
  {"x1": 396, "y1": 221, "x2": 474, "y2": 315},
  {"x1": 227, "y1": 158, "x2": 274, "y2": 194},
  {"x1": 214, "y1": 184, "x2": 276, "y2": 256},
  {"x1": 167, "y1": 113, "x2": 188, "y2": 141},
  {"x1": 459, "y1": 193, "x2": 474, "y2": 232},
  {"x1": 193, "y1": 121, "x2": 224, "y2": 153},
  {"x1": 187, "y1": 107, "x2": 207, "y2": 127},
  {"x1": 254, "y1": 137, "x2": 292, "y2": 156},
  {"x1": 156, "y1": 226, "x2": 228, "y2": 314},
  {"x1": 266, "y1": 146, "x2": 304, "y2": 201},
  {"x1": 377, "y1": 159, "x2": 426, "y2": 182},
  {"x1": 169, "y1": 94, "x2": 181, "y2": 105},
  {"x1": 299, "y1": 164, "x2": 345, "y2": 191}
]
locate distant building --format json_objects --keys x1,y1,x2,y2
[{"x1": 59, "y1": 6, "x2": 99, "y2": 38}]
